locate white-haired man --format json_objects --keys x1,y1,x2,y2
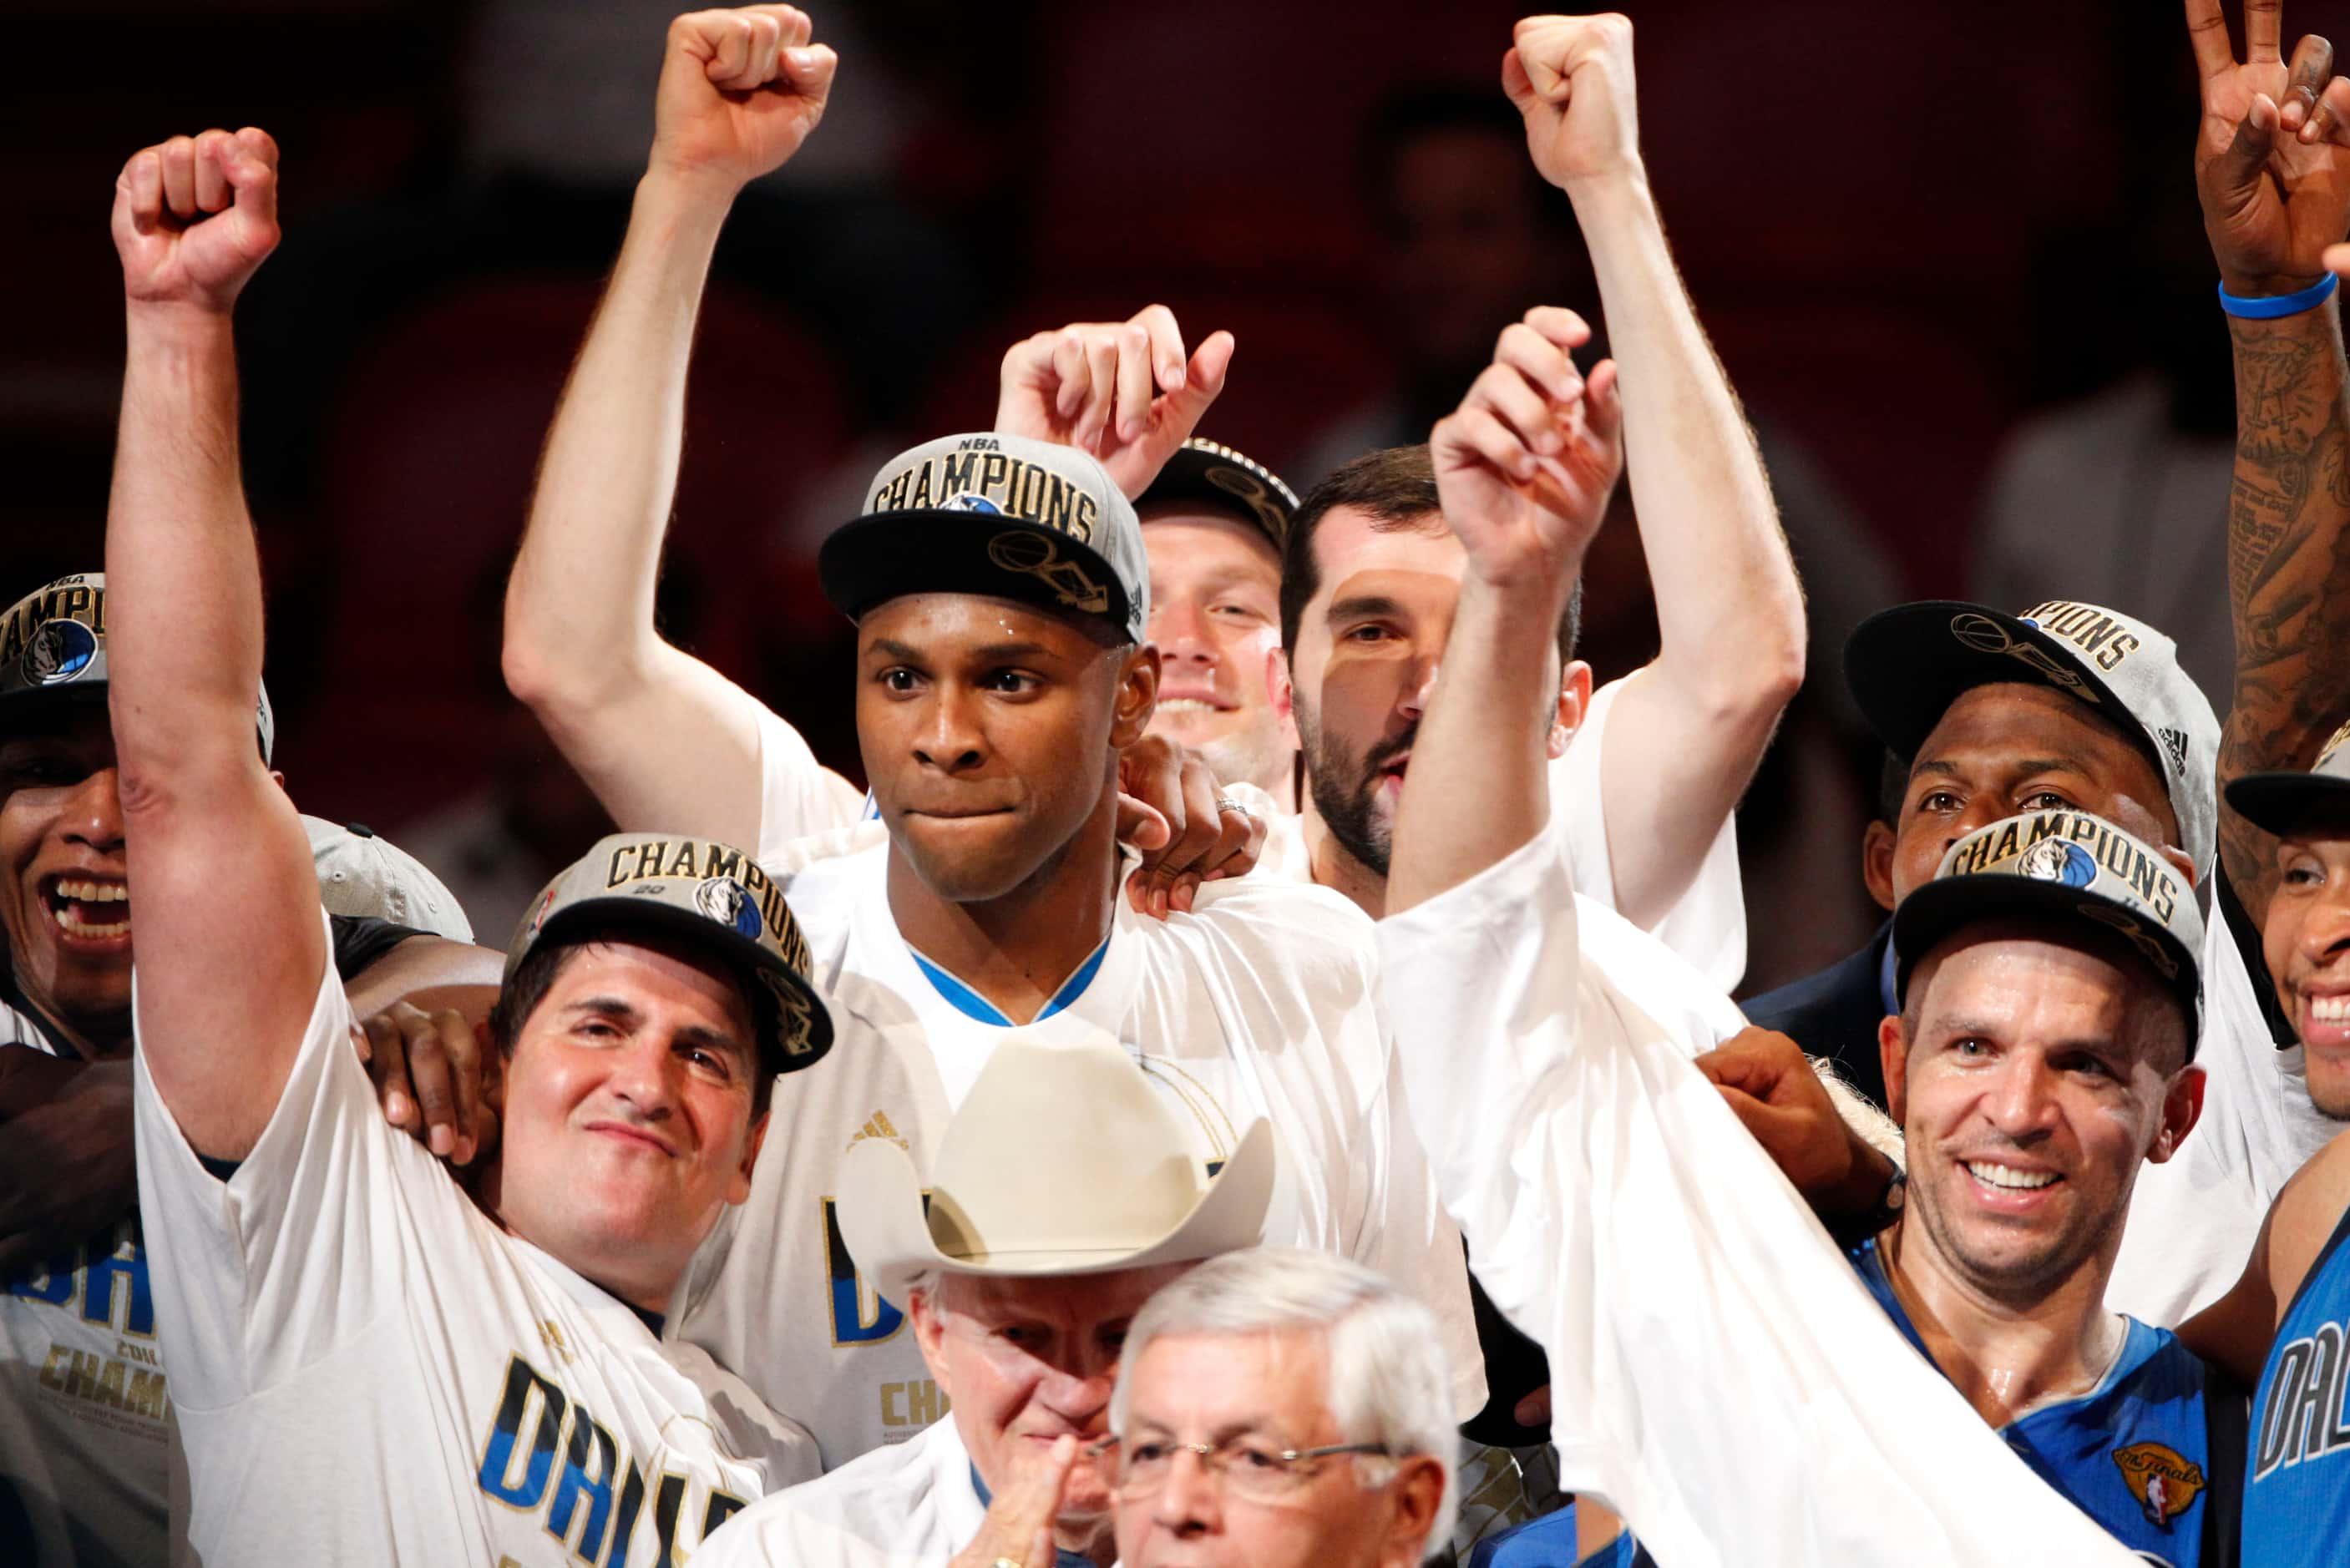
[
  {"x1": 696, "y1": 1031, "x2": 1276, "y2": 1567},
  {"x1": 1107, "y1": 1247, "x2": 1455, "y2": 1568}
]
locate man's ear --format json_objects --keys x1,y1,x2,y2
[
  {"x1": 1111, "y1": 644, "x2": 1162, "y2": 748},
  {"x1": 1269, "y1": 646, "x2": 1300, "y2": 751},
  {"x1": 1878, "y1": 1013, "x2": 1911, "y2": 1127},
  {"x1": 1547, "y1": 659, "x2": 1594, "y2": 761},
  {"x1": 909, "y1": 1285, "x2": 954, "y2": 1388},
  {"x1": 1381, "y1": 1454, "x2": 1448, "y2": 1568},
  {"x1": 2158, "y1": 842, "x2": 2198, "y2": 890},
  {"x1": 729, "y1": 1111, "x2": 768, "y2": 1206},
  {"x1": 269, "y1": 770, "x2": 288, "y2": 791},
  {"x1": 2147, "y1": 1063, "x2": 2207, "y2": 1166},
  {"x1": 1863, "y1": 821, "x2": 1899, "y2": 913}
]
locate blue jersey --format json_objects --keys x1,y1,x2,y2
[
  {"x1": 2245, "y1": 1200, "x2": 2350, "y2": 1564},
  {"x1": 1469, "y1": 1502, "x2": 1648, "y2": 1568},
  {"x1": 1853, "y1": 1240, "x2": 2217, "y2": 1565}
]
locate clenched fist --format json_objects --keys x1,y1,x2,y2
[
  {"x1": 111, "y1": 128, "x2": 281, "y2": 315},
  {"x1": 651, "y1": 6, "x2": 838, "y2": 191},
  {"x1": 1504, "y1": 13, "x2": 1644, "y2": 192}
]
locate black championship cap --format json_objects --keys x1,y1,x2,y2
[
  {"x1": 2226, "y1": 717, "x2": 2350, "y2": 839},
  {"x1": 1136, "y1": 438, "x2": 1299, "y2": 551},
  {"x1": 1893, "y1": 808, "x2": 2204, "y2": 1039},
  {"x1": 820, "y1": 433, "x2": 1148, "y2": 643},
  {"x1": 1845, "y1": 599, "x2": 2219, "y2": 879},
  {"x1": 510, "y1": 833, "x2": 834, "y2": 1076}
]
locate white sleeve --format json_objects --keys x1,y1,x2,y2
[
  {"x1": 750, "y1": 693, "x2": 869, "y2": 864},
  {"x1": 1375, "y1": 830, "x2": 2145, "y2": 1568},
  {"x1": 1549, "y1": 675, "x2": 1747, "y2": 992},
  {"x1": 1354, "y1": 1002, "x2": 1488, "y2": 1422},
  {"x1": 130, "y1": 905, "x2": 468, "y2": 1409}
]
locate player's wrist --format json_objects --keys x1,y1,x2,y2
[
  {"x1": 124, "y1": 298, "x2": 241, "y2": 343},
  {"x1": 1557, "y1": 159, "x2": 1653, "y2": 210},
  {"x1": 637, "y1": 154, "x2": 752, "y2": 212}
]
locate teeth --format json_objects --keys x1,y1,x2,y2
[
  {"x1": 2312, "y1": 996, "x2": 2350, "y2": 1024},
  {"x1": 52, "y1": 903, "x2": 129, "y2": 938},
  {"x1": 53, "y1": 880, "x2": 128, "y2": 903},
  {"x1": 1967, "y1": 1161, "x2": 2058, "y2": 1191},
  {"x1": 1157, "y1": 699, "x2": 1219, "y2": 716}
]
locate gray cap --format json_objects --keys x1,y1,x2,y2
[
  {"x1": 303, "y1": 816, "x2": 474, "y2": 942},
  {"x1": 2226, "y1": 716, "x2": 2350, "y2": 838},
  {"x1": 1846, "y1": 599, "x2": 2220, "y2": 881},
  {"x1": 818, "y1": 432, "x2": 1148, "y2": 643},
  {"x1": 509, "y1": 833, "x2": 833, "y2": 1075},
  {"x1": 1893, "y1": 807, "x2": 2204, "y2": 1039},
  {"x1": 0, "y1": 572, "x2": 276, "y2": 765}
]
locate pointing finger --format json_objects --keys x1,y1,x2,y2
[
  {"x1": 1115, "y1": 321, "x2": 1155, "y2": 443},
  {"x1": 160, "y1": 135, "x2": 197, "y2": 219},
  {"x1": 193, "y1": 129, "x2": 233, "y2": 212},
  {"x1": 2246, "y1": 0, "x2": 2283, "y2": 63},
  {"x1": 1132, "y1": 303, "x2": 1188, "y2": 394},
  {"x1": 2185, "y1": 0, "x2": 2238, "y2": 78}
]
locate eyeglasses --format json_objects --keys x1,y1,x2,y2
[{"x1": 1093, "y1": 1434, "x2": 1395, "y2": 1503}]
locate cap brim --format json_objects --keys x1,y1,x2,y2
[
  {"x1": 2226, "y1": 771, "x2": 2350, "y2": 839},
  {"x1": 819, "y1": 511, "x2": 1137, "y2": 640},
  {"x1": 531, "y1": 898, "x2": 833, "y2": 1075},
  {"x1": 1893, "y1": 876, "x2": 2201, "y2": 1037},
  {"x1": 836, "y1": 1117, "x2": 1278, "y2": 1310},
  {"x1": 1845, "y1": 602, "x2": 2136, "y2": 759}
]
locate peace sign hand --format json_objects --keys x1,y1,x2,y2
[{"x1": 2186, "y1": 0, "x2": 2350, "y2": 295}]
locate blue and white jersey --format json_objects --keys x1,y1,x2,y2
[
  {"x1": 2245, "y1": 1201, "x2": 2350, "y2": 1565},
  {"x1": 1855, "y1": 1240, "x2": 2217, "y2": 1566},
  {"x1": 1469, "y1": 1502, "x2": 1649, "y2": 1568}
]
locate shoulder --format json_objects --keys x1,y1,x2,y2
[
  {"x1": 1181, "y1": 868, "x2": 1378, "y2": 964},
  {"x1": 2266, "y1": 1126, "x2": 2350, "y2": 1307}
]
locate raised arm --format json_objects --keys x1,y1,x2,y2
[
  {"x1": 2188, "y1": 0, "x2": 2350, "y2": 914},
  {"x1": 105, "y1": 128, "x2": 320, "y2": 1160},
  {"x1": 1387, "y1": 312, "x2": 1618, "y2": 913},
  {"x1": 1507, "y1": 14, "x2": 1805, "y2": 928},
  {"x1": 503, "y1": 7, "x2": 838, "y2": 849}
]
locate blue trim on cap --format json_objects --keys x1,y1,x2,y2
[{"x1": 909, "y1": 934, "x2": 1110, "y2": 1026}]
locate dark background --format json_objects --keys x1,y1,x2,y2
[{"x1": 0, "y1": 0, "x2": 2294, "y2": 983}]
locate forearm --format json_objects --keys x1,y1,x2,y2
[
  {"x1": 1388, "y1": 570, "x2": 1575, "y2": 913},
  {"x1": 1568, "y1": 172, "x2": 1803, "y2": 715},
  {"x1": 504, "y1": 170, "x2": 734, "y2": 710},
  {"x1": 106, "y1": 307, "x2": 266, "y2": 788},
  {"x1": 2218, "y1": 299, "x2": 2350, "y2": 907}
]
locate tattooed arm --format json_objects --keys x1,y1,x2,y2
[{"x1": 2187, "y1": 0, "x2": 2350, "y2": 917}]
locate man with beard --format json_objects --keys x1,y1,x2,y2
[{"x1": 504, "y1": 5, "x2": 1481, "y2": 1473}]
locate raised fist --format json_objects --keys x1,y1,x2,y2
[
  {"x1": 651, "y1": 6, "x2": 837, "y2": 190},
  {"x1": 1502, "y1": 13, "x2": 1643, "y2": 192},
  {"x1": 111, "y1": 128, "x2": 280, "y2": 315},
  {"x1": 995, "y1": 306, "x2": 1236, "y2": 499},
  {"x1": 2187, "y1": 0, "x2": 2350, "y2": 295},
  {"x1": 1430, "y1": 306, "x2": 1622, "y2": 589}
]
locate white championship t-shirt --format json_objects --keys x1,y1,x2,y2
[
  {"x1": 668, "y1": 824, "x2": 1485, "y2": 1470},
  {"x1": 0, "y1": 1000, "x2": 160, "y2": 1568},
  {"x1": 2108, "y1": 893, "x2": 2341, "y2": 1324},
  {"x1": 746, "y1": 669, "x2": 1748, "y2": 992},
  {"x1": 131, "y1": 910, "x2": 818, "y2": 1565},
  {"x1": 1377, "y1": 827, "x2": 2150, "y2": 1567},
  {"x1": 696, "y1": 1414, "x2": 985, "y2": 1567}
]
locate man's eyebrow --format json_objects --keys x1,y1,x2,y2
[
  {"x1": 1910, "y1": 755, "x2": 2085, "y2": 781},
  {"x1": 867, "y1": 637, "x2": 1056, "y2": 663},
  {"x1": 564, "y1": 995, "x2": 642, "y2": 1022},
  {"x1": 1324, "y1": 593, "x2": 1406, "y2": 626}
]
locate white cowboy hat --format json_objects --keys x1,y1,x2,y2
[{"x1": 836, "y1": 1032, "x2": 1276, "y2": 1307}]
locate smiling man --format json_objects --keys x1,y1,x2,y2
[{"x1": 99, "y1": 118, "x2": 835, "y2": 1564}]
